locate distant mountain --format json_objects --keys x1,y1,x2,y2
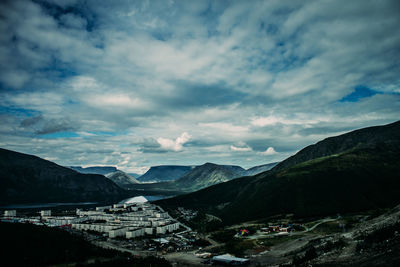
[
  {"x1": 158, "y1": 121, "x2": 400, "y2": 225},
  {"x1": 69, "y1": 166, "x2": 118, "y2": 175},
  {"x1": 244, "y1": 162, "x2": 279, "y2": 176},
  {"x1": 0, "y1": 149, "x2": 127, "y2": 204},
  {"x1": 128, "y1": 173, "x2": 140, "y2": 178},
  {"x1": 137, "y1": 165, "x2": 194, "y2": 183},
  {"x1": 169, "y1": 163, "x2": 246, "y2": 192},
  {"x1": 105, "y1": 170, "x2": 140, "y2": 187}
]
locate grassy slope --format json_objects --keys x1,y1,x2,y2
[{"x1": 158, "y1": 144, "x2": 400, "y2": 225}]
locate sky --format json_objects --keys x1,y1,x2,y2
[{"x1": 0, "y1": 0, "x2": 399, "y2": 174}]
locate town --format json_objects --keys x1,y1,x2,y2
[
  {"x1": 1, "y1": 200, "x2": 189, "y2": 243},
  {"x1": 1, "y1": 200, "x2": 255, "y2": 265}
]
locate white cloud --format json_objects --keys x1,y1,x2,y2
[
  {"x1": 86, "y1": 94, "x2": 146, "y2": 108},
  {"x1": 251, "y1": 116, "x2": 281, "y2": 127},
  {"x1": 251, "y1": 115, "x2": 326, "y2": 127},
  {"x1": 230, "y1": 145, "x2": 252, "y2": 152},
  {"x1": 258, "y1": 147, "x2": 277, "y2": 156},
  {"x1": 157, "y1": 132, "x2": 191, "y2": 152}
]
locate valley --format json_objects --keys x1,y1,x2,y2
[{"x1": 0, "y1": 121, "x2": 399, "y2": 266}]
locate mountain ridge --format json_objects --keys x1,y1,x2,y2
[
  {"x1": 0, "y1": 148, "x2": 127, "y2": 205},
  {"x1": 157, "y1": 120, "x2": 400, "y2": 224},
  {"x1": 169, "y1": 162, "x2": 245, "y2": 192},
  {"x1": 69, "y1": 166, "x2": 118, "y2": 175},
  {"x1": 105, "y1": 170, "x2": 140, "y2": 187},
  {"x1": 137, "y1": 165, "x2": 194, "y2": 183},
  {"x1": 272, "y1": 120, "x2": 400, "y2": 172}
]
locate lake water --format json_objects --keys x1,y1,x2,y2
[
  {"x1": 1, "y1": 195, "x2": 171, "y2": 209},
  {"x1": 120, "y1": 195, "x2": 170, "y2": 204}
]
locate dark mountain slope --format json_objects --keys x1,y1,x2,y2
[
  {"x1": 0, "y1": 148, "x2": 127, "y2": 204},
  {"x1": 69, "y1": 166, "x2": 118, "y2": 175},
  {"x1": 137, "y1": 165, "x2": 194, "y2": 183},
  {"x1": 106, "y1": 170, "x2": 139, "y2": 187},
  {"x1": 158, "y1": 121, "x2": 400, "y2": 225},
  {"x1": 170, "y1": 163, "x2": 245, "y2": 192},
  {"x1": 273, "y1": 120, "x2": 400, "y2": 171},
  {"x1": 245, "y1": 162, "x2": 279, "y2": 176}
]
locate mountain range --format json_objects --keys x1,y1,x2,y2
[
  {"x1": 69, "y1": 166, "x2": 140, "y2": 188},
  {"x1": 130, "y1": 162, "x2": 274, "y2": 193},
  {"x1": 137, "y1": 165, "x2": 194, "y2": 183},
  {"x1": 157, "y1": 120, "x2": 400, "y2": 225},
  {"x1": 133, "y1": 162, "x2": 278, "y2": 193},
  {"x1": 0, "y1": 149, "x2": 127, "y2": 205},
  {"x1": 69, "y1": 166, "x2": 118, "y2": 175},
  {"x1": 168, "y1": 163, "x2": 245, "y2": 192},
  {"x1": 2, "y1": 120, "x2": 399, "y2": 223}
]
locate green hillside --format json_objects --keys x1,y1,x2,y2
[{"x1": 158, "y1": 121, "x2": 400, "y2": 225}]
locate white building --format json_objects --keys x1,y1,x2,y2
[
  {"x1": 145, "y1": 227, "x2": 154, "y2": 235},
  {"x1": 4, "y1": 210, "x2": 16, "y2": 217},
  {"x1": 96, "y1": 206, "x2": 111, "y2": 211},
  {"x1": 126, "y1": 228, "x2": 145, "y2": 238},
  {"x1": 46, "y1": 216, "x2": 85, "y2": 225},
  {"x1": 40, "y1": 210, "x2": 51, "y2": 217},
  {"x1": 109, "y1": 227, "x2": 127, "y2": 238},
  {"x1": 156, "y1": 222, "x2": 180, "y2": 234}
]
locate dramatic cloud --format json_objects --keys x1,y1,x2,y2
[
  {"x1": 157, "y1": 132, "x2": 191, "y2": 152},
  {"x1": 0, "y1": 0, "x2": 399, "y2": 172}
]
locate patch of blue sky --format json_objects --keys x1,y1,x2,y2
[
  {"x1": 39, "y1": 57, "x2": 77, "y2": 80},
  {"x1": 260, "y1": 22, "x2": 279, "y2": 35},
  {"x1": 152, "y1": 30, "x2": 173, "y2": 41},
  {"x1": 39, "y1": 131, "x2": 80, "y2": 139},
  {"x1": 340, "y1": 86, "x2": 381, "y2": 102},
  {"x1": 87, "y1": 131, "x2": 119, "y2": 136},
  {"x1": 0, "y1": 106, "x2": 39, "y2": 117}
]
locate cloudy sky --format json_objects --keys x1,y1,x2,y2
[{"x1": 0, "y1": 0, "x2": 399, "y2": 174}]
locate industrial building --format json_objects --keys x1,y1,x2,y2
[{"x1": 212, "y1": 254, "x2": 250, "y2": 265}]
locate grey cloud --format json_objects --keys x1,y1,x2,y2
[
  {"x1": 20, "y1": 115, "x2": 44, "y2": 127},
  {"x1": 160, "y1": 80, "x2": 248, "y2": 109},
  {"x1": 133, "y1": 137, "x2": 168, "y2": 154},
  {"x1": 20, "y1": 115, "x2": 78, "y2": 135},
  {"x1": 36, "y1": 119, "x2": 77, "y2": 135}
]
